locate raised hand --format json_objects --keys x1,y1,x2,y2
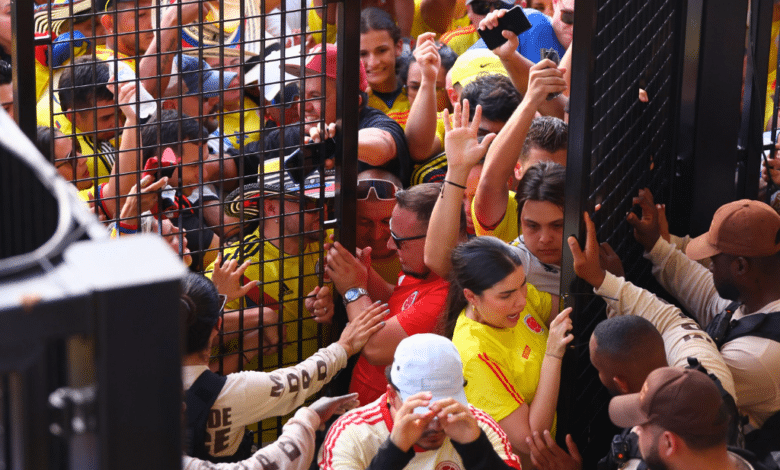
[
  {"x1": 525, "y1": 59, "x2": 568, "y2": 107},
  {"x1": 210, "y1": 252, "x2": 258, "y2": 303},
  {"x1": 478, "y1": 9, "x2": 520, "y2": 60},
  {"x1": 325, "y1": 241, "x2": 368, "y2": 295},
  {"x1": 625, "y1": 188, "x2": 662, "y2": 252},
  {"x1": 430, "y1": 398, "x2": 480, "y2": 445},
  {"x1": 545, "y1": 307, "x2": 574, "y2": 359},
  {"x1": 305, "y1": 285, "x2": 335, "y2": 324},
  {"x1": 443, "y1": 100, "x2": 496, "y2": 178},
  {"x1": 390, "y1": 391, "x2": 435, "y2": 452},
  {"x1": 567, "y1": 211, "x2": 607, "y2": 288},
  {"x1": 413, "y1": 32, "x2": 441, "y2": 84}
]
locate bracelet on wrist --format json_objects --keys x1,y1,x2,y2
[{"x1": 443, "y1": 180, "x2": 467, "y2": 189}]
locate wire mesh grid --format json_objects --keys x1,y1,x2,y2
[
  {"x1": 562, "y1": 0, "x2": 680, "y2": 462},
  {"x1": 31, "y1": 0, "x2": 345, "y2": 449}
]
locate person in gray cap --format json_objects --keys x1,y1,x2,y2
[{"x1": 318, "y1": 333, "x2": 521, "y2": 470}]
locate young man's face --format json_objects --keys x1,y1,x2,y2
[
  {"x1": 105, "y1": 0, "x2": 155, "y2": 56},
  {"x1": 302, "y1": 76, "x2": 337, "y2": 134},
  {"x1": 175, "y1": 141, "x2": 209, "y2": 193},
  {"x1": 73, "y1": 98, "x2": 121, "y2": 141},
  {"x1": 357, "y1": 198, "x2": 396, "y2": 259},
  {"x1": 520, "y1": 199, "x2": 564, "y2": 265}
]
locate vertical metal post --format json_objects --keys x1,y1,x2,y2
[{"x1": 11, "y1": 0, "x2": 37, "y2": 141}]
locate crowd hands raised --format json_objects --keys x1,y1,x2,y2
[{"x1": 5, "y1": 0, "x2": 780, "y2": 468}]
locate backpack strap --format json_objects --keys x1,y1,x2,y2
[
  {"x1": 705, "y1": 301, "x2": 742, "y2": 348},
  {"x1": 722, "y1": 312, "x2": 780, "y2": 345},
  {"x1": 185, "y1": 369, "x2": 228, "y2": 458}
]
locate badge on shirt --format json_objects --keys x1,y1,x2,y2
[
  {"x1": 402, "y1": 290, "x2": 419, "y2": 311},
  {"x1": 525, "y1": 314, "x2": 544, "y2": 334}
]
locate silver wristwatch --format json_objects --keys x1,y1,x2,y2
[{"x1": 343, "y1": 287, "x2": 368, "y2": 305}]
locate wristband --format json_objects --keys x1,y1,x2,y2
[{"x1": 444, "y1": 180, "x2": 467, "y2": 189}]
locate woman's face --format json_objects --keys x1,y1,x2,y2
[
  {"x1": 360, "y1": 29, "x2": 401, "y2": 92},
  {"x1": 468, "y1": 265, "x2": 528, "y2": 329},
  {"x1": 54, "y1": 136, "x2": 91, "y2": 190}
]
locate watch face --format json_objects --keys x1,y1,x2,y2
[{"x1": 346, "y1": 290, "x2": 358, "y2": 301}]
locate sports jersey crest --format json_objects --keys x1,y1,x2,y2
[
  {"x1": 524, "y1": 314, "x2": 544, "y2": 334},
  {"x1": 402, "y1": 290, "x2": 419, "y2": 311},
  {"x1": 435, "y1": 461, "x2": 460, "y2": 470}
]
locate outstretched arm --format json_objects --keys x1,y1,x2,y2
[
  {"x1": 405, "y1": 32, "x2": 443, "y2": 162},
  {"x1": 424, "y1": 101, "x2": 495, "y2": 278},
  {"x1": 473, "y1": 59, "x2": 567, "y2": 231}
]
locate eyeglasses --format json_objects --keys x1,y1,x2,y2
[
  {"x1": 560, "y1": 10, "x2": 574, "y2": 25},
  {"x1": 390, "y1": 229, "x2": 426, "y2": 249},
  {"x1": 357, "y1": 179, "x2": 398, "y2": 200},
  {"x1": 470, "y1": 0, "x2": 498, "y2": 16}
]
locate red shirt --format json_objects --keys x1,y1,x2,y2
[{"x1": 349, "y1": 272, "x2": 450, "y2": 405}]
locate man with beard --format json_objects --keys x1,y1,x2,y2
[
  {"x1": 326, "y1": 184, "x2": 455, "y2": 405},
  {"x1": 627, "y1": 194, "x2": 780, "y2": 433},
  {"x1": 609, "y1": 367, "x2": 766, "y2": 470},
  {"x1": 318, "y1": 334, "x2": 521, "y2": 470}
]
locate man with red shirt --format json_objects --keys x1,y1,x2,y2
[{"x1": 326, "y1": 183, "x2": 454, "y2": 405}]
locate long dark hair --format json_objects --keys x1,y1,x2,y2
[
  {"x1": 181, "y1": 273, "x2": 221, "y2": 354},
  {"x1": 440, "y1": 236, "x2": 524, "y2": 338}
]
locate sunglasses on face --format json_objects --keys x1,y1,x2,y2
[
  {"x1": 389, "y1": 229, "x2": 426, "y2": 249},
  {"x1": 357, "y1": 179, "x2": 398, "y2": 200},
  {"x1": 470, "y1": 0, "x2": 498, "y2": 16},
  {"x1": 560, "y1": 10, "x2": 574, "y2": 25}
]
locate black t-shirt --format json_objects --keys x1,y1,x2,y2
[{"x1": 235, "y1": 106, "x2": 411, "y2": 187}]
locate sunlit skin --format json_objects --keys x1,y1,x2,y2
[
  {"x1": 463, "y1": 164, "x2": 483, "y2": 235},
  {"x1": 53, "y1": 136, "x2": 91, "y2": 190},
  {"x1": 520, "y1": 200, "x2": 564, "y2": 265},
  {"x1": 551, "y1": 0, "x2": 574, "y2": 49},
  {"x1": 302, "y1": 76, "x2": 337, "y2": 134},
  {"x1": 465, "y1": 265, "x2": 528, "y2": 329},
  {"x1": 360, "y1": 29, "x2": 402, "y2": 93},
  {"x1": 0, "y1": 81, "x2": 13, "y2": 120},
  {"x1": 104, "y1": 0, "x2": 155, "y2": 56},
  {"x1": 387, "y1": 205, "x2": 429, "y2": 278},
  {"x1": 527, "y1": 0, "x2": 554, "y2": 17},
  {"x1": 172, "y1": 142, "x2": 210, "y2": 196},
  {"x1": 72, "y1": 98, "x2": 122, "y2": 141},
  {"x1": 514, "y1": 147, "x2": 568, "y2": 181},
  {"x1": 405, "y1": 60, "x2": 450, "y2": 112},
  {"x1": 357, "y1": 198, "x2": 396, "y2": 259}
]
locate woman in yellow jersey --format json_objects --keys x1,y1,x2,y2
[
  {"x1": 360, "y1": 8, "x2": 411, "y2": 128},
  {"x1": 442, "y1": 236, "x2": 573, "y2": 463}
]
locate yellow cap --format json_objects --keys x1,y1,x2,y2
[{"x1": 450, "y1": 48, "x2": 508, "y2": 88}]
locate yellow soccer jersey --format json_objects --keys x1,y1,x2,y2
[
  {"x1": 219, "y1": 97, "x2": 263, "y2": 150},
  {"x1": 370, "y1": 255, "x2": 401, "y2": 286},
  {"x1": 410, "y1": 0, "x2": 471, "y2": 40},
  {"x1": 453, "y1": 284, "x2": 552, "y2": 422},
  {"x1": 307, "y1": 6, "x2": 338, "y2": 45},
  {"x1": 440, "y1": 24, "x2": 480, "y2": 55},
  {"x1": 471, "y1": 191, "x2": 519, "y2": 243},
  {"x1": 367, "y1": 88, "x2": 411, "y2": 129},
  {"x1": 208, "y1": 228, "x2": 332, "y2": 371}
]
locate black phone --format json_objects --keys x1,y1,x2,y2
[
  {"x1": 284, "y1": 138, "x2": 336, "y2": 185},
  {"x1": 478, "y1": 6, "x2": 532, "y2": 50}
]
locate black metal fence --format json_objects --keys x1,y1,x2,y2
[
  {"x1": 4, "y1": 0, "x2": 360, "y2": 466},
  {"x1": 560, "y1": 0, "x2": 773, "y2": 466}
]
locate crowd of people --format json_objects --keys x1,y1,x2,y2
[{"x1": 3, "y1": 0, "x2": 780, "y2": 468}]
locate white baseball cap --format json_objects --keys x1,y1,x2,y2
[{"x1": 390, "y1": 334, "x2": 469, "y2": 415}]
